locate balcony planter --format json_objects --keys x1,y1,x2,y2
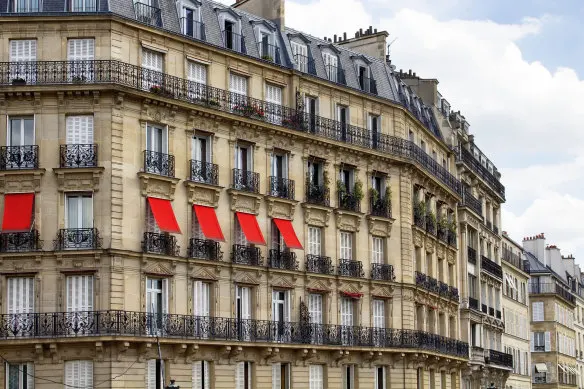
[
  {"x1": 261, "y1": 55, "x2": 274, "y2": 62},
  {"x1": 72, "y1": 75, "x2": 86, "y2": 83},
  {"x1": 233, "y1": 103, "x2": 265, "y2": 120},
  {"x1": 194, "y1": 97, "x2": 221, "y2": 107},
  {"x1": 11, "y1": 78, "x2": 26, "y2": 86},
  {"x1": 149, "y1": 84, "x2": 174, "y2": 97},
  {"x1": 282, "y1": 115, "x2": 307, "y2": 131}
]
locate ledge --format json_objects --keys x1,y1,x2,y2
[
  {"x1": 302, "y1": 203, "x2": 332, "y2": 228},
  {"x1": 185, "y1": 180, "x2": 222, "y2": 208},
  {"x1": 334, "y1": 209, "x2": 363, "y2": 232},
  {"x1": 53, "y1": 167, "x2": 104, "y2": 192},
  {"x1": 265, "y1": 195, "x2": 298, "y2": 220},
  {"x1": 0, "y1": 168, "x2": 46, "y2": 193},
  {"x1": 137, "y1": 172, "x2": 180, "y2": 200},
  {"x1": 366, "y1": 214, "x2": 395, "y2": 237},
  {"x1": 227, "y1": 189, "x2": 263, "y2": 215}
]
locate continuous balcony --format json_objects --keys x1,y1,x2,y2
[
  {"x1": 144, "y1": 150, "x2": 175, "y2": 177},
  {"x1": 461, "y1": 186, "x2": 482, "y2": 216},
  {"x1": 60, "y1": 144, "x2": 98, "y2": 168},
  {"x1": 480, "y1": 256, "x2": 502, "y2": 279},
  {"x1": 133, "y1": 2, "x2": 162, "y2": 28},
  {"x1": 187, "y1": 238, "x2": 222, "y2": 261},
  {"x1": 502, "y1": 247, "x2": 527, "y2": 272},
  {"x1": 54, "y1": 228, "x2": 101, "y2": 250},
  {"x1": 269, "y1": 176, "x2": 295, "y2": 200},
  {"x1": 231, "y1": 244, "x2": 263, "y2": 266},
  {"x1": 415, "y1": 271, "x2": 459, "y2": 301},
  {"x1": 0, "y1": 230, "x2": 42, "y2": 253},
  {"x1": 189, "y1": 160, "x2": 218, "y2": 185},
  {"x1": 142, "y1": 232, "x2": 179, "y2": 256},
  {"x1": 268, "y1": 250, "x2": 299, "y2": 271},
  {"x1": 0, "y1": 60, "x2": 463, "y2": 196},
  {"x1": 486, "y1": 349, "x2": 513, "y2": 369},
  {"x1": 370, "y1": 194, "x2": 391, "y2": 218},
  {"x1": 0, "y1": 145, "x2": 39, "y2": 170},
  {"x1": 306, "y1": 182, "x2": 330, "y2": 206},
  {"x1": 371, "y1": 263, "x2": 395, "y2": 281},
  {"x1": 529, "y1": 282, "x2": 576, "y2": 305},
  {"x1": 455, "y1": 146, "x2": 505, "y2": 200},
  {"x1": 338, "y1": 259, "x2": 364, "y2": 278},
  {"x1": 232, "y1": 168, "x2": 260, "y2": 193},
  {"x1": 306, "y1": 254, "x2": 334, "y2": 275}
]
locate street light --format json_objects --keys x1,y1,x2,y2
[{"x1": 166, "y1": 379, "x2": 180, "y2": 389}]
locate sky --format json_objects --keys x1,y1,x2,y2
[{"x1": 219, "y1": 0, "x2": 584, "y2": 266}]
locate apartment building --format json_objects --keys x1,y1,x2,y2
[
  {"x1": 501, "y1": 232, "x2": 531, "y2": 389},
  {"x1": 561, "y1": 255, "x2": 584, "y2": 389},
  {"x1": 0, "y1": 0, "x2": 510, "y2": 387},
  {"x1": 525, "y1": 235, "x2": 577, "y2": 389}
]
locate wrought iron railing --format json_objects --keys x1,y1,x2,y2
[
  {"x1": 502, "y1": 247, "x2": 526, "y2": 272},
  {"x1": 528, "y1": 282, "x2": 576, "y2": 304},
  {"x1": 54, "y1": 228, "x2": 101, "y2": 250},
  {"x1": 448, "y1": 230, "x2": 457, "y2": 247},
  {"x1": 0, "y1": 60, "x2": 463, "y2": 195},
  {"x1": 222, "y1": 30, "x2": 246, "y2": 53},
  {"x1": 60, "y1": 144, "x2": 98, "y2": 168},
  {"x1": 338, "y1": 259, "x2": 364, "y2": 278},
  {"x1": 143, "y1": 150, "x2": 175, "y2": 177},
  {"x1": 486, "y1": 220, "x2": 492, "y2": 230},
  {"x1": 257, "y1": 42, "x2": 280, "y2": 64},
  {"x1": 370, "y1": 195, "x2": 391, "y2": 218},
  {"x1": 481, "y1": 304, "x2": 487, "y2": 313},
  {"x1": 0, "y1": 311, "x2": 469, "y2": 357},
  {"x1": 269, "y1": 176, "x2": 295, "y2": 200},
  {"x1": 0, "y1": 230, "x2": 42, "y2": 253},
  {"x1": 455, "y1": 146, "x2": 505, "y2": 200},
  {"x1": 268, "y1": 249, "x2": 298, "y2": 271},
  {"x1": 187, "y1": 238, "x2": 222, "y2": 261},
  {"x1": 232, "y1": 168, "x2": 260, "y2": 193},
  {"x1": 189, "y1": 160, "x2": 218, "y2": 185},
  {"x1": 461, "y1": 186, "x2": 482, "y2": 216},
  {"x1": 179, "y1": 18, "x2": 205, "y2": 40},
  {"x1": 496, "y1": 310, "x2": 501, "y2": 319},
  {"x1": 426, "y1": 215, "x2": 437, "y2": 235},
  {"x1": 293, "y1": 54, "x2": 316, "y2": 75},
  {"x1": 481, "y1": 255, "x2": 502, "y2": 279},
  {"x1": 493, "y1": 226, "x2": 499, "y2": 235},
  {"x1": 437, "y1": 226, "x2": 448, "y2": 243},
  {"x1": 306, "y1": 254, "x2": 334, "y2": 275},
  {"x1": 231, "y1": 244, "x2": 263, "y2": 266},
  {"x1": 358, "y1": 75, "x2": 377, "y2": 95},
  {"x1": 468, "y1": 297, "x2": 479, "y2": 310},
  {"x1": 415, "y1": 271, "x2": 459, "y2": 301},
  {"x1": 449, "y1": 286, "x2": 460, "y2": 302},
  {"x1": 486, "y1": 349, "x2": 513, "y2": 368},
  {"x1": 142, "y1": 232, "x2": 179, "y2": 256},
  {"x1": 413, "y1": 204, "x2": 425, "y2": 229},
  {"x1": 306, "y1": 182, "x2": 330, "y2": 206},
  {"x1": 133, "y1": 2, "x2": 162, "y2": 27},
  {"x1": 468, "y1": 246, "x2": 477, "y2": 264},
  {"x1": 338, "y1": 192, "x2": 360, "y2": 212},
  {"x1": 371, "y1": 263, "x2": 395, "y2": 281},
  {"x1": 0, "y1": 145, "x2": 39, "y2": 170},
  {"x1": 488, "y1": 307, "x2": 494, "y2": 316}
]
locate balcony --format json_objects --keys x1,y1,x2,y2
[
  {"x1": 231, "y1": 244, "x2": 263, "y2": 266},
  {"x1": 144, "y1": 150, "x2": 175, "y2": 177},
  {"x1": 306, "y1": 254, "x2": 334, "y2": 275},
  {"x1": 481, "y1": 256, "x2": 502, "y2": 279},
  {"x1": 486, "y1": 220, "x2": 492, "y2": 230},
  {"x1": 0, "y1": 230, "x2": 41, "y2": 253},
  {"x1": 133, "y1": 2, "x2": 162, "y2": 27},
  {"x1": 269, "y1": 176, "x2": 295, "y2": 200},
  {"x1": 413, "y1": 204, "x2": 425, "y2": 229},
  {"x1": 488, "y1": 307, "x2": 494, "y2": 316},
  {"x1": 60, "y1": 144, "x2": 97, "y2": 168},
  {"x1": 187, "y1": 238, "x2": 222, "y2": 261},
  {"x1": 268, "y1": 250, "x2": 299, "y2": 271},
  {"x1": 338, "y1": 192, "x2": 361, "y2": 212},
  {"x1": 502, "y1": 247, "x2": 526, "y2": 272},
  {"x1": 371, "y1": 263, "x2": 395, "y2": 281},
  {"x1": 471, "y1": 346, "x2": 485, "y2": 364},
  {"x1": 324, "y1": 64, "x2": 346, "y2": 85},
  {"x1": 529, "y1": 282, "x2": 576, "y2": 305},
  {"x1": 415, "y1": 271, "x2": 439, "y2": 294},
  {"x1": 142, "y1": 232, "x2": 179, "y2": 256},
  {"x1": 437, "y1": 226, "x2": 448, "y2": 243},
  {"x1": 468, "y1": 297, "x2": 479, "y2": 310},
  {"x1": 358, "y1": 75, "x2": 377, "y2": 95},
  {"x1": 455, "y1": 146, "x2": 505, "y2": 200},
  {"x1": 54, "y1": 228, "x2": 101, "y2": 250},
  {"x1": 293, "y1": 54, "x2": 317, "y2": 75},
  {"x1": 306, "y1": 182, "x2": 330, "y2": 207},
  {"x1": 0, "y1": 145, "x2": 39, "y2": 170},
  {"x1": 425, "y1": 214, "x2": 437, "y2": 235},
  {"x1": 468, "y1": 246, "x2": 477, "y2": 264},
  {"x1": 486, "y1": 349, "x2": 513, "y2": 368},
  {"x1": 370, "y1": 194, "x2": 391, "y2": 218},
  {"x1": 0, "y1": 60, "x2": 463, "y2": 196},
  {"x1": 257, "y1": 42, "x2": 281, "y2": 64},
  {"x1": 447, "y1": 231, "x2": 457, "y2": 247},
  {"x1": 180, "y1": 18, "x2": 205, "y2": 40},
  {"x1": 189, "y1": 160, "x2": 218, "y2": 185},
  {"x1": 461, "y1": 186, "x2": 482, "y2": 216},
  {"x1": 222, "y1": 30, "x2": 246, "y2": 53},
  {"x1": 232, "y1": 168, "x2": 260, "y2": 193},
  {"x1": 338, "y1": 259, "x2": 364, "y2": 278},
  {"x1": 449, "y1": 286, "x2": 460, "y2": 302}
]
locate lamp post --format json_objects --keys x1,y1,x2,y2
[{"x1": 166, "y1": 379, "x2": 180, "y2": 389}]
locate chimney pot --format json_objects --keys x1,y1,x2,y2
[
  {"x1": 408, "y1": 69, "x2": 412, "y2": 75},
  {"x1": 359, "y1": 28, "x2": 363, "y2": 35},
  {"x1": 343, "y1": 32, "x2": 347, "y2": 40},
  {"x1": 374, "y1": 28, "x2": 377, "y2": 33},
  {"x1": 334, "y1": 34, "x2": 337, "y2": 42},
  {"x1": 369, "y1": 25, "x2": 373, "y2": 33}
]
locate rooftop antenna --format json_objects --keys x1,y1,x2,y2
[{"x1": 387, "y1": 37, "x2": 398, "y2": 56}]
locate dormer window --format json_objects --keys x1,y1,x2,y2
[
  {"x1": 323, "y1": 52, "x2": 339, "y2": 83},
  {"x1": 289, "y1": 33, "x2": 314, "y2": 74},
  {"x1": 352, "y1": 55, "x2": 376, "y2": 94},
  {"x1": 218, "y1": 8, "x2": 244, "y2": 53},
  {"x1": 134, "y1": 0, "x2": 162, "y2": 27},
  {"x1": 10, "y1": 0, "x2": 40, "y2": 12},
  {"x1": 253, "y1": 21, "x2": 279, "y2": 63},
  {"x1": 180, "y1": 1, "x2": 204, "y2": 40}
]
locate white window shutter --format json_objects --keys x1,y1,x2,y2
[
  {"x1": 143, "y1": 49, "x2": 163, "y2": 71},
  {"x1": 372, "y1": 237, "x2": 383, "y2": 264},
  {"x1": 235, "y1": 362, "x2": 244, "y2": 389},
  {"x1": 188, "y1": 61, "x2": 207, "y2": 84},
  {"x1": 66, "y1": 275, "x2": 94, "y2": 312},
  {"x1": 530, "y1": 332, "x2": 534, "y2": 352},
  {"x1": 266, "y1": 85, "x2": 282, "y2": 104},
  {"x1": 26, "y1": 363, "x2": 34, "y2": 388},
  {"x1": 272, "y1": 363, "x2": 281, "y2": 389},
  {"x1": 147, "y1": 359, "x2": 157, "y2": 389},
  {"x1": 545, "y1": 331, "x2": 551, "y2": 352},
  {"x1": 340, "y1": 232, "x2": 352, "y2": 259},
  {"x1": 7, "y1": 277, "x2": 35, "y2": 314},
  {"x1": 309, "y1": 293, "x2": 322, "y2": 324},
  {"x1": 66, "y1": 115, "x2": 94, "y2": 145},
  {"x1": 192, "y1": 361, "x2": 209, "y2": 389},
  {"x1": 308, "y1": 227, "x2": 321, "y2": 256},
  {"x1": 373, "y1": 299, "x2": 384, "y2": 328},
  {"x1": 309, "y1": 365, "x2": 323, "y2": 389},
  {"x1": 10, "y1": 40, "x2": 37, "y2": 62},
  {"x1": 162, "y1": 278, "x2": 168, "y2": 314},
  {"x1": 340, "y1": 298, "x2": 353, "y2": 326},
  {"x1": 68, "y1": 39, "x2": 95, "y2": 60},
  {"x1": 230, "y1": 73, "x2": 247, "y2": 95},
  {"x1": 242, "y1": 287, "x2": 251, "y2": 320}
]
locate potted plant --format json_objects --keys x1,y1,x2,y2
[
  {"x1": 72, "y1": 75, "x2": 86, "y2": 83},
  {"x1": 12, "y1": 77, "x2": 26, "y2": 86},
  {"x1": 261, "y1": 55, "x2": 274, "y2": 62},
  {"x1": 207, "y1": 98, "x2": 220, "y2": 107},
  {"x1": 336, "y1": 179, "x2": 347, "y2": 197},
  {"x1": 150, "y1": 84, "x2": 163, "y2": 94},
  {"x1": 438, "y1": 216, "x2": 449, "y2": 230},
  {"x1": 353, "y1": 179, "x2": 364, "y2": 202},
  {"x1": 233, "y1": 103, "x2": 265, "y2": 119},
  {"x1": 370, "y1": 187, "x2": 379, "y2": 204}
]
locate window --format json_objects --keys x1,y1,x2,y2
[
  {"x1": 66, "y1": 115, "x2": 94, "y2": 145},
  {"x1": 372, "y1": 299, "x2": 385, "y2": 328},
  {"x1": 309, "y1": 365, "x2": 323, "y2": 389},
  {"x1": 141, "y1": 49, "x2": 164, "y2": 89},
  {"x1": 69, "y1": 0, "x2": 96, "y2": 11},
  {"x1": 291, "y1": 41, "x2": 308, "y2": 72},
  {"x1": 65, "y1": 360, "x2": 93, "y2": 388},
  {"x1": 408, "y1": 130, "x2": 415, "y2": 143},
  {"x1": 230, "y1": 73, "x2": 247, "y2": 96},
  {"x1": 375, "y1": 366, "x2": 386, "y2": 389},
  {"x1": 340, "y1": 231, "x2": 353, "y2": 260},
  {"x1": 304, "y1": 96, "x2": 318, "y2": 132},
  {"x1": 193, "y1": 280, "x2": 210, "y2": 316},
  {"x1": 235, "y1": 361, "x2": 252, "y2": 389},
  {"x1": 192, "y1": 361, "x2": 210, "y2": 389},
  {"x1": 146, "y1": 124, "x2": 167, "y2": 154},
  {"x1": 417, "y1": 368, "x2": 424, "y2": 389},
  {"x1": 371, "y1": 237, "x2": 384, "y2": 264},
  {"x1": 308, "y1": 293, "x2": 323, "y2": 343},
  {"x1": 340, "y1": 297, "x2": 354, "y2": 332},
  {"x1": 66, "y1": 194, "x2": 93, "y2": 229},
  {"x1": 187, "y1": 61, "x2": 207, "y2": 100},
  {"x1": 369, "y1": 114, "x2": 380, "y2": 147},
  {"x1": 307, "y1": 159, "x2": 323, "y2": 187},
  {"x1": 234, "y1": 143, "x2": 254, "y2": 191},
  {"x1": 5, "y1": 362, "x2": 34, "y2": 389},
  {"x1": 323, "y1": 52, "x2": 338, "y2": 82},
  {"x1": 532, "y1": 331, "x2": 550, "y2": 352},
  {"x1": 266, "y1": 84, "x2": 283, "y2": 124},
  {"x1": 343, "y1": 365, "x2": 355, "y2": 389},
  {"x1": 257, "y1": 30, "x2": 275, "y2": 60},
  {"x1": 272, "y1": 363, "x2": 290, "y2": 389},
  {"x1": 146, "y1": 359, "x2": 164, "y2": 389},
  {"x1": 532, "y1": 302, "x2": 544, "y2": 321},
  {"x1": 66, "y1": 275, "x2": 94, "y2": 311},
  {"x1": 307, "y1": 226, "x2": 322, "y2": 256},
  {"x1": 236, "y1": 285, "x2": 252, "y2": 320},
  {"x1": 337, "y1": 105, "x2": 349, "y2": 140},
  {"x1": 67, "y1": 39, "x2": 95, "y2": 80},
  {"x1": 234, "y1": 215, "x2": 248, "y2": 246},
  {"x1": 222, "y1": 17, "x2": 242, "y2": 52},
  {"x1": 181, "y1": 6, "x2": 202, "y2": 39},
  {"x1": 10, "y1": 0, "x2": 40, "y2": 12},
  {"x1": 146, "y1": 278, "x2": 168, "y2": 333},
  {"x1": 7, "y1": 277, "x2": 34, "y2": 316},
  {"x1": 191, "y1": 134, "x2": 212, "y2": 183},
  {"x1": 9, "y1": 40, "x2": 36, "y2": 63},
  {"x1": 270, "y1": 150, "x2": 288, "y2": 181},
  {"x1": 358, "y1": 65, "x2": 369, "y2": 91},
  {"x1": 8, "y1": 116, "x2": 34, "y2": 147},
  {"x1": 272, "y1": 290, "x2": 290, "y2": 341}
]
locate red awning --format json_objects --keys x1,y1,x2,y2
[
  {"x1": 2, "y1": 193, "x2": 34, "y2": 232},
  {"x1": 147, "y1": 197, "x2": 181, "y2": 234},
  {"x1": 235, "y1": 212, "x2": 265, "y2": 245},
  {"x1": 341, "y1": 291, "x2": 363, "y2": 299},
  {"x1": 193, "y1": 205, "x2": 225, "y2": 241},
  {"x1": 273, "y1": 218, "x2": 303, "y2": 249}
]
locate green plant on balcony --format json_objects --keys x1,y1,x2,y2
[
  {"x1": 370, "y1": 187, "x2": 379, "y2": 203},
  {"x1": 415, "y1": 200, "x2": 426, "y2": 216},
  {"x1": 233, "y1": 103, "x2": 265, "y2": 119},
  {"x1": 438, "y1": 216, "x2": 449, "y2": 230},
  {"x1": 427, "y1": 211, "x2": 437, "y2": 226},
  {"x1": 261, "y1": 55, "x2": 274, "y2": 62},
  {"x1": 72, "y1": 75, "x2": 86, "y2": 83},
  {"x1": 353, "y1": 180, "x2": 364, "y2": 202},
  {"x1": 282, "y1": 114, "x2": 307, "y2": 130},
  {"x1": 336, "y1": 179, "x2": 347, "y2": 196},
  {"x1": 448, "y1": 220, "x2": 457, "y2": 233}
]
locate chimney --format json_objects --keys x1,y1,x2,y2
[
  {"x1": 233, "y1": 0, "x2": 285, "y2": 31},
  {"x1": 523, "y1": 233, "x2": 546, "y2": 265},
  {"x1": 343, "y1": 32, "x2": 347, "y2": 40},
  {"x1": 334, "y1": 34, "x2": 337, "y2": 43}
]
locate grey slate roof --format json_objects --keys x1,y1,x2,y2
[{"x1": 526, "y1": 251, "x2": 571, "y2": 287}]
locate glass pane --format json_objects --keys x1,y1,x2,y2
[
  {"x1": 67, "y1": 196, "x2": 80, "y2": 228},
  {"x1": 10, "y1": 119, "x2": 21, "y2": 146},
  {"x1": 81, "y1": 195, "x2": 93, "y2": 228},
  {"x1": 23, "y1": 118, "x2": 34, "y2": 145}
]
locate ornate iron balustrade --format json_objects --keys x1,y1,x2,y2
[
  {"x1": 486, "y1": 349, "x2": 513, "y2": 368},
  {"x1": 338, "y1": 192, "x2": 361, "y2": 212},
  {"x1": 371, "y1": 263, "x2": 395, "y2": 281},
  {"x1": 144, "y1": 150, "x2": 175, "y2": 177},
  {"x1": 486, "y1": 220, "x2": 492, "y2": 230},
  {"x1": 54, "y1": 228, "x2": 101, "y2": 250},
  {"x1": 188, "y1": 238, "x2": 222, "y2": 261},
  {"x1": 481, "y1": 255, "x2": 502, "y2": 279},
  {"x1": 0, "y1": 230, "x2": 42, "y2": 253},
  {"x1": 232, "y1": 168, "x2": 260, "y2": 193},
  {"x1": 413, "y1": 204, "x2": 425, "y2": 229},
  {"x1": 231, "y1": 244, "x2": 263, "y2": 266},
  {"x1": 180, "y1": 18, "x2": 205, "y2": 41},
  {"x1": 461, "y1": 186, "x2": 482, "y2": 216},
  {"x1": 0, "y1": 311, "x2": 469, "y2": 357},
  {"x1": 437, "y1": 226, "x2": 448, "y2": 243},
  {"x1": 415, "y1": 271, "x2": 459, "y2": 301},
  {"x1": 0, "y1": 145, "x2": 39, "y2": 170},
  {"x1": 133, "y1": 2, "x2": 161, "y2": 27},
  {"x1": 425, "y1": 215, "x2": 437, "y2": 235},
  {"x1": 222, "y1": 30, "x2": 246, "y2": 53},
  {"x1": 358, "y1": 75, "x2": 378, "y2": 95},
  {"x1": 189, "y1": 160, "x2": 218, "y2": 185},
  {"x1": 449, "y1": 286, "x2": 460, "y2": 302},
  {"x1": 448, "y1": 230, "x2": 457, "y2": 247},
  {"x1": 257, "y1": 42, "x2": 281, "y2": 64},
  {"x1": 306, "y1": 254, "x2": 334, "y2": 275},
  {"x1": 60, "y1": 144, "x2": 97, "y2": 168},
  {"x1": 338, "y1": 259, "x2": 364, "y2": 278},
  {"x1": 0, "y1": 60, "x2": 463, "y2": 195},
  {"x1": 469, "y1": 297, "x2": 479, "y2": 310},
  {"x1": 142, "y1": 232, "x2": 179, "y2": 256},
  {"x1": 293, "y1": 54, "x2": 317, "y2": 75},
  {"x1": 370, "y1": 194, "x2": 391, "y2": 218},
  {"x1": 528, "y1": 282, "x2": 576, "y2": 305},
  {"x1": 269, "y1": 176, "x2": 295, "y2": 200},
  {"x1": 268, "y1": 249, "x2": 298, "y2": 270},
  {"x1": 468, "y1": 246, "x2": 477, "y2": 264},
  {"x1": 306, "y1": 182, "x2": 330, "y2": 206},
  {"x1": 455, "y1": 146, "x2": 505, "y2": 200}
]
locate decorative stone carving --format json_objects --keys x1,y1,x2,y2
[
  {"x1": 191, "y1": 266, "x2": 219, "y2": 281},
  {"x1": 142, "y1": 261, "x2": 174, "y2": 276},
  {"x1": 269, "y1": 275, "x2": 296, "y2": 289},
  {"x1": 436, "y1": 244, "x2": 445, "y2": 260},
  {"x1": 334, "y1": 209, "x2": 362, "y2": 232},
  {"x1": 302, "y1": 203, "x2": 331, "y2": 227},
  {"x1": 425, "y1": 237, "x2": 435, "y2": 253},
  {"x1": 185, "y1": 181, "x2": 221, "y2": 208},
  {"x1": 233, "y1": 271, "x2": 261, "y2": 285},
  {"x1": 137, "y1": 172, "x2": 180, "y2": 200},
  {"x1": 306, "y1": 278, "x2": 332, "y2": 292},
  {"x1": 413, "y1": 230, "x2": 424, "y2": 248},
  {"x1": 366, "y1": 215, "x2": 394, "y2": 237},
  {"x1": 228, "y1": 189, "x2": 262, "y2": 215},
  {"x1": 266, "y1": 196, "x2": 297, "y2": 220},
  {"x1": 0, "y1": 169, "x2": 45, "y2": 193},
  {"x1": 53, "y1": 167, "x2": 104, "y2": 192},
  {"x1": 447, "y1": 251, "x2": 455, "y2": 264},
  {"x1": 371, "y1": 284, "x2": 393, "y2": 298}
]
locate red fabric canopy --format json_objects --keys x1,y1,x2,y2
[
  {"x1": 2, "y1": 193, "x2": 34, "y2": 232},
  {"x1": 193, "y1": 205, "x2": 225, "y2": 241},
  {"x1": 273, "y1": 218, "x2": 303, "y2": 249},
  {"x1": 341, "y1": 291, "x2": 363, "y2": 299},
  {"x1": 235, "y1": 212, "x2": 265, "y2": 245},
  {"x1": 147, "y1": 197, "x2": 181, "y2": 234}
]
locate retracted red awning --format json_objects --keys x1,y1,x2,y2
[
  {"x1": 193, "y1": 205, "x2": 225, "y2": 241},
  {"x1": 273, "y1": 218, "x2": 303, "y2": 249},
  {"x1": 147, "y1": 197, "x2": 181, "y2": 234},
  {"x1": 235, "y1": 212, "x2": 265, "y2": 245},
  {"x1": 2, "y1": 193, "x2": 34, "y2": 232}
]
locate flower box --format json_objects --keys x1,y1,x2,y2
[{"x1": 12, "y1": 78, "x2": 26, "y2": 86}]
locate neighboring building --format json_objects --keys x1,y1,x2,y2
[
  {"x1": 501, "y1": 232, "x2": 531, "y2": 389},
  {"x1": 402, "y1": 73, "x2": 512, "y2": 389},
  {"x1": 525, "y1": 234, "x2": 578, "y2": 388}
]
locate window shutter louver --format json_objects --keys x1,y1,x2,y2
[
  {"x1": 308, "y1": 227, "x2": 321, "y2": 256},
  {"x1": 66, "y1": 275, "x2": 94, "y2": 312},
  {"x1": 162, "y1": 278, "x2": 168, "y2": 314},
  {"x1": 340, "y1": 232, "x2": 352, "y2": 259},
  {"x1": 530, "y1": 332, "x2": 534, "y2": 352},
  {"x1": 309, "y1": 293, "x2": 323, "y2": 324},
  {"x1": 340, "y1": 297, "x2": 353, "y2": 326},
  {"x1": 235, "y1": 362, "x2": 245, "y2": 389},
  {"x1": 372, "y1": 237, "x2": 383, "y2": 264},
  {"x1": 10, "y1": 40, "x2": 37, "y2": 62},
  {"x1": 66, "y1": 115, "x2": 94, "y2": 144},
  {"x1": 272, "y1": 363, "x2": 281, "y2": 389},
  {"x1": 309, "y1": 365, "x2": 323, "y2": 389},
  {"x1": 373, "y1": 299, "x2": 384, "y2": 328},
  {"x1": 188, "y1": 62, "x2": 207, "y2": 84},
  {"x1": 146, "y1": 359, "x2": 157, "y2": 389},
  {"x1": 7, "y1": 277, "x2": 35, "y2": 314},
  {"x1": 545, "y1": 331, "x2": 551, "y2": 352},
  {"x1": 230, "y1": 73, "x2": 247, "y2": 95}
]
